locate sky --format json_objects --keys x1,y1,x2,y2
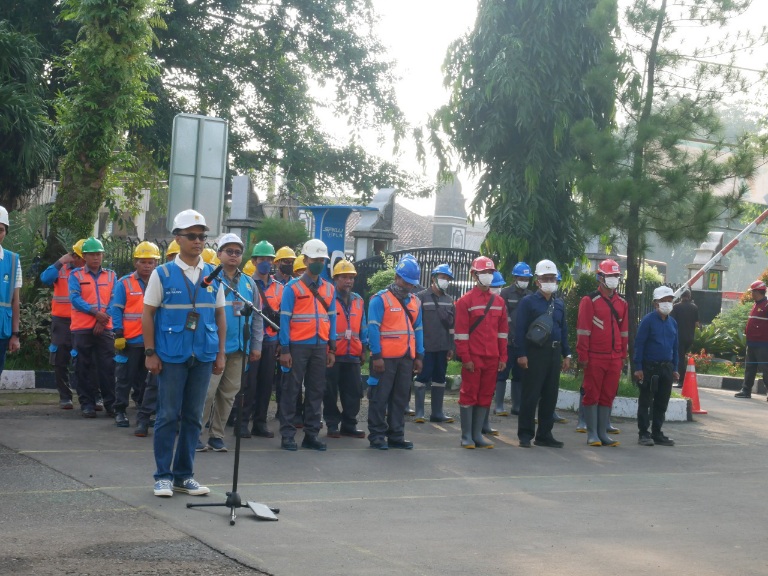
[{"x1": 360, "y1": 0, "x2": 768, "y2": 217}]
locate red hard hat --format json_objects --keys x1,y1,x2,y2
[
  {"x1": 750, "y1": 280, "x2": 766, "y2": 291},
  {"x1": 471, "y1": 256, "x2": 496, "y2": 273},
  {"x1": 597, "y1": 259, "x2": 621, "y2": 275}
]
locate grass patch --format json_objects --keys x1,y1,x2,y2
[
  {"x1": 0, "y1": 391, "x2": 59, "y2": 407},
  {"x1": 558, "y1": 373, "x2": 683, "y2": 399}
]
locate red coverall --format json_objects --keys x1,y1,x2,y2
[
  {"x1": 454, "y1": 287, "x2": 508, "y2": 406},
  {"x1": 576, "y1": 289, "x2": 628, "y2": 406}
]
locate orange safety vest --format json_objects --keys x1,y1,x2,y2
[
  {"x1": 70, "y1": 268, "x2": 115, "y2": 331},
  {"x1": 120, "y1": 273, "x2": 145, "y2": 339},
  {"x1": 379, "y1": 290, "x2": 420, "y2": 359},
  {"x1": 51, "y1": 266, "x2": 73, "y2": 318},
  {"x1": 261, "y1": 280, "x2": 284, "y2": 338},
  {"x1": 289, "y1": 280, "x2": 333, "y2": 342},
  {"x1": 335, "y1": 294, "x2": 364, "y2": 357}
]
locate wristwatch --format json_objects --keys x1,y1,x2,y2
[
  {"x1": 144, "y1": 348, "x2": 156, "y2": 357},
  {"x1": 11, "y1": 331, "x2": 19, "y2": 337}
]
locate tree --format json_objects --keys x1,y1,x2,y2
[
  {"x1": 47, "y1": 0, "x2": 166, "y2": 253},
  {"x1": 570, "y1": 0, "x2": 768, "y2": 365},
  {"x1": 433, "y1": 0, "x2": 620, "y2": 274},
  {"x1": 0, "y1": 21, "x2": 53, "y2": 208},
  {"x1": 253, "y1": 217, "x2": 309, "y2": 253}
]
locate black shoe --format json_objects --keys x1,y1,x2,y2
[
  {"x1": 734, "y1": 390, "x2": 752, "y2": 398},
  {"x1": 105, "y1": 408, "x2": 116, "y2": 418},
  {"x1": 369, "y1": 438, "x2": 388, "y2": 450},
  {"x1": 148, "y1": 418, "x2": 155, "y2": 428},
  {"x1": 82, "y1": 407, "x2": 97, "y2": 419},
  {"x1": 237, "y1": 427, "x2": 252, "y2": 438},
  {"x1": 519, "y1": 438, "x2": 532, "y2": 448},
  {"x1": 281, "y1": 437, "x2": 298, "y2": 451},
  {"x1": 94, "y1": 400, "x2": 104, "y2": 412},
  {"x1": 326, "y1": 427, "x2": 341, "y2": 438},
  {"x1": 672, "y1": 382, "x2": 683, "y2": 389},
  {"x1": 387, "y1": 439, "x2": 414, "y2": 450},
  {"x1": 534, "y1": 436, "x2": 564, "y2": 448},
  {"x1": 339, "y1": 427, "x2": 366, "y2": 438},
  {"x1": 251, "y1": 426, "x2": 274, "y2": 438},
  {"x1": 301, "y1": 435, "x2": 327, "y2": 451},
  {"x1": 134, "y1": 421, "x2": 149, "y2": 437},
  {"x1": 652, "y1": 434, "x2": 675, "y2": 446},
  {"x1": 115, "y1": 412, "x2": 129, "y2": 428},
  {"x1": 510, "y1": 409, "x2": 520, "y2": 416},
  {"x1": 638, "y1": 435, "x2": 654, "y2": 446}
]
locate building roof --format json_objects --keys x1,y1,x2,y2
[{"x1": 345, "y1": 201, "x2": 434, "y2": 251}]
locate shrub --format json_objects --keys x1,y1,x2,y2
[
  {"x1": 564, "y1": 273, "x2": 598, "y2": 362},
  {"x1": 5, "y1": 287, "x2": 53, "y2": 371},
  {"x1": 366, "y1": 253, "x2": 396, "y2": 297},
  {"x1": 253, "y1": 217, "x2": 309, "y2": 252}
]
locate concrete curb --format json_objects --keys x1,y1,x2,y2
[
  {"x1": 556, "y1": 389, "x2": 689, "y2": 422},
  {"x1": 0, "y1": 370, "x2": 55, "y2": 390}
]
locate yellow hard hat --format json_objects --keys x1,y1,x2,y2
[
  {"x1": 293, "y1": 254, "x2": 307, "y2": 274},
  {"x1": 202, "y1": 247, "x2": 219, "y2": 265},
  {"x1": 166, "y1": 239, "x2": 180, "y2": 258},
  {"x1": 275, "y1": 246, "x2": 297, "y2": 261},
  {"x1": 242, "y1": 260, "x2": 256, "y2": 276},
  {"x1": 332, "y1": 259, "x2": 357, "y2": 277},
  {"x1": 72, "y1": 239, "x2": 86, "y2": 258},
  {"x1": 133, "y1": 241, "x2": 161, "y2": 260}
]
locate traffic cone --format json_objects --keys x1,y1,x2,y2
[{"x1": 681, "y1": 356, "x2": 707, "y2": 415}]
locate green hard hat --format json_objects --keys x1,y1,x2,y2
[
  {"x1": 251, "y1": 240, "x2": 276, "y2": 258},
  {"x1": 81, "y1": 236, "x2": 105, "y2": 254}
]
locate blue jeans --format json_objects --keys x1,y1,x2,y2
[{"x1": 153, "y1": 357, "x2": 212, "y2": 482}]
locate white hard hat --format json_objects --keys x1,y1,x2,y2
[
  {"x1": 653, "y1": 286, "x2": 674, "y2": 300},
  {"x1": 217, "y1": 232, "x2": 243, "y2": 249},
  {"x1": 172, "y1": 209, "x2": 208, "y2": 232},
  {"x1": 0, "y1": 206, "x2": 9, "y2": 228},
  {"x1": 534, "y1": 259, "x2": 558, "y2": 276},
  {"x1": 302, "y1": 238, "x2": 329, "y2": 259}
]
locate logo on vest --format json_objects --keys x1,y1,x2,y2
[{"x1": 166, "y1": 287, "x2": 183, "y2": 295}]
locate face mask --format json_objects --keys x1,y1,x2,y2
[
  {"x1": 477, "y1": 272, "x2": 494, "y2": 287},
  {"x1": 256, "y1": 261, "x2": 272, "y2": 275},
  {"x1": 539, "y1": 282, "x2": 558, "y2": 294},
  {"x1": 516, "y1": 280, "x2": 529, "y2": 290},
  {"x1": 604, "y1": 277, "x2": 620, "y2": 290},
  {"x1": 490, "y1": 287, "x2": 501, "y2": 295},
  {"x1": 308, "y1": 262, "x2": 325, "y2": 276},
  {"x1": 279, "y1": 263, "x2": 293, "y2": 276},
  {"x1": 436, "y1": 278, "x2": 450, "y2": 291},
  {"x1": 658, "y1": 302, "x2": 673, "y2": 315}
]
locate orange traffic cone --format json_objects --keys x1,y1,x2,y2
[{"x1": 681, "y1": 356, "x2": 707, "y2": 414}]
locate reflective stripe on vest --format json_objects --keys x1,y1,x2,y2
[
  {"x1": 120, "y1": 273, "x2": 145, "y2": 340},
  {"x1": 379, "y1": 290, "x2": 419, "y2": 359},
  {"x1": 289, "y1": 280, "x2": 333, "y2": 342},
  {"x1": 70, "y1": 268, "x2": 115, "y2": 331},
  {"x1": 335, "y1": 294, "x2": 363, "y2": 357},
  {"x1": 51, "y1": 266, "x2": 73, "y2": 318}
]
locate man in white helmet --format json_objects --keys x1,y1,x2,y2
[
  {"x1": 142, "y1": 209, "x2": 227, "y2": 497},
  {"x1": 278, "y1": 238, "x2": 337, "y2": 452},
  {"x1": 515, "y1": 259, "x2": 571, "y2": 448},
  {"x1": 0, "y1": 206, "x2": 21, "y2": 378}
]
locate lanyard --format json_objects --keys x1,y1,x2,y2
[{"x1": 179, "y1": 265, "x2": 202, "y2": 311}]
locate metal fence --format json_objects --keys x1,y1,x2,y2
[{"x1": 101, "y1": 237, "x2": 217, "y2": 278}]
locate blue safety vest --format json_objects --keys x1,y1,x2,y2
[
  {"x1": 154, "y1": 262, "x2": 219, "y2": 363},
  {"x1": 221, "y1": 271, "x2": 256, "y2": 354},
  {"x1": 0, "y1": 250, "x2": 18, "y2": 339}
]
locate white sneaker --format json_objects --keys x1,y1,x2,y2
[
  {"x1": 173, "y1": 478, "x2": 210, "y2": 496},
  {"x1": 153, "y1": 479, "x2": 173, "y2": 497}
]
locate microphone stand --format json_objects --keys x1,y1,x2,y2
[{"x1": 186, "y1": 274, "x2": 280, "y2": 525}]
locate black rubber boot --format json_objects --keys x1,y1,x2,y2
[
  {"x1": 460, "y1": 405, "x2": 475, "y2": 448},
  {"x1": 494, "y1": 380, "x2": 508, "y2": 415},
  {"x1": 472, "y1": 406, "x2": 494, "y2": 448},
  {"x1": 597, "y1": 406, "x2": 619, "y2": 446},
  {"x1": 429, "y1": 384, "x2": 454, "y2": 423},
  {"x1": 585, "y1": 404, "x2": 601, "y2": 446},
  {"x1": 414, "y1": 385, "x2": 427, "y2": 423}
]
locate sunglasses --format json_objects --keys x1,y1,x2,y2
[
  {"x1": 223, "y1": 248, "x2": 243, "y2": 257},
  {"x1": 179, "y1": 233, "x2": 207, "y2": 242}
]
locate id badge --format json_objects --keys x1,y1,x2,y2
[
  {"x1": 233, "y1": 301, "x2": 244, "y2": 317},
  {"x1": 345, "y1": 329, "x2": 352, "y2": 340},
  {"x1": 185, "y1": 311, "x2": 200, "y2": 331}
]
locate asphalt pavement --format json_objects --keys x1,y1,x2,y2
[{"x1": 1, "y1": 388, "x2": 768, "y2": 576}]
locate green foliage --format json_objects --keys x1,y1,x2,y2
[
  {"x1": 48, "y1": 0, "x2": 166, "y2": 250},
  {"x1": 624, "y1": 264, "x2": 663, "y2": 284},
  {"x1": 6, "y1": 287, "x2": 53, "y2": 371},
  {"x1": 366, "y1": 253, "x2": 396, "y2": 299},
  {"x1": 433, "y1": 0, "x2": 619, "y2": 273},
  {"x1": 691, "y1": 302, "x2": 750, "y2": 359},
  {"x1": 253, "y1": 218, "x2": 309, "y2": 253},
  {"x1": 564, "y1": 273, "x2": 599, "y2": 360},
  {"x1": 3, "y1": 206, "x2": 49, "y2": 286},
  {"x1": 0, "y1": 21, "x2": 53, "y2": 207}
]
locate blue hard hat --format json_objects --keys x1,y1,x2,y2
[
  {"x1": 395, "y1": 255, "x2": 421, "y2": 285},
  {"x1": 490, "y1": 271, "x2": 505, "y2": 287},
  {"x1": 511, "y1": 261, "x2": 533, "y2": 278},
  {"x1": 431, "y1": 263, "x2": 454, "y2": 279}
]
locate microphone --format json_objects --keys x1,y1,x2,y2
[{"x1": 201, "y1": 264, "x2": 223, "y2": 287}]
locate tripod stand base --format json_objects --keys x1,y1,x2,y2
[{"x1": 186, "y1": 491, "x2": 279, "y2": 525}]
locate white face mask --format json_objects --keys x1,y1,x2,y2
[
  {"x1": 658, "y1": 302, "x2": 673, "y2": 315},
  {"x1": 490, "y1": 287, "x2": 501, "y2": 295},
  {"x1": 516, "y1": 280, "x2": 529, "y2": 290},
  {"x1": 539, "y1": 282, "x2": 558, "y2": 294},
  {"x1": 604, "y1": 277, "x2": 620, "y2": 290},
  {"x1": 477, "y1": 272, "x2": 494, "y2": 287},
  {"x1": 436, "y1": 278, "x2": 450, "y2": 291}
]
